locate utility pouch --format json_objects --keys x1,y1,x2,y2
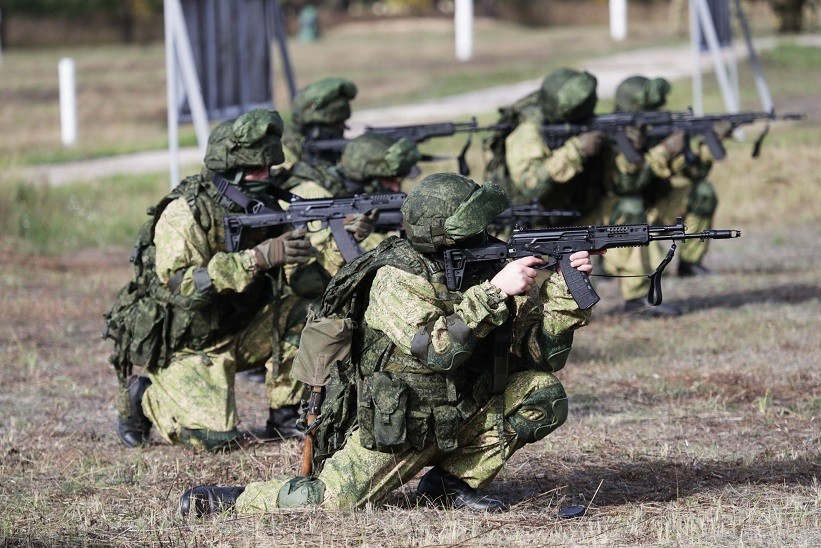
[
  {"x1": 358, "y1": 371, "x2": 409, "y2": 452},
  {"x1": 291, "y1": 310, "x2": 353, "y2": 387},
  {"x1": 433, "y1": 405, "x2": 459, "y2": 452}
]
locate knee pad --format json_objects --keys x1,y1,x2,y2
[
  {"x1": 687, "y1": 179, "x2": 718, "y2": 217},
  {"x1": 508, "y1": 383, "x2": 568, "y2": 444},
  {"x1": 178, "y1": 427, "x2": 242, "y2": 453},
  {"x1": 277, "y1": 477, "x2": 326, "y2": 508}
]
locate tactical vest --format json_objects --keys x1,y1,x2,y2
[
  {"x1": 310, "y1": 237, "x2": 505, "y2": 473},
  {"x1": 103, "y1": 174, "x2": 274, "y2": 384}
]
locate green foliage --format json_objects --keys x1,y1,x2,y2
[
  {"x1": 2, "y1": 0, "x2": 163, "y2": 19},
  {"x1": 0, "y1": 172, "x2": 167, "y2": 254}
]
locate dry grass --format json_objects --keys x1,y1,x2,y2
[{"x1": 1, "y1": 15, "x2": 820, "y2": 548}]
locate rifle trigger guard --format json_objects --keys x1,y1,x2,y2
[{"x1": 647, "y1": 242, "x2": 677, "y2": 306}]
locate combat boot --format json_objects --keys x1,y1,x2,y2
[
  {"x1": 417, "y1": 466, "x2": 508, "y2": 512},
  {"x1": 179, "y1": 485, "x2": 245, "y2": 517},
  {"x1": 678, "y1": 261, "x2": 712, "y2": 277},
  {"x1": 263, "y1": 405, "x2": 304, "y2": 440},
  {"x1": 117, "y1": 375, "x2": 152, "y2": 448},
  {"x1": 623, "y1": 298, "x2": 682, "y2": 318}
]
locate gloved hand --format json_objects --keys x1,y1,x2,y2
[
  {"x1": 578, "y1": 130, "x2": 605, "y2": 157},
  {"x1": 624, "y1": 124, "x2": 646, "y2": 151},
  {"x1": 713, "y1": 119, "x2": 734, "y2": 140},
  {"x1": 343, "y1": 209, "x2": 380, "y2": 242},
  {"x1": 253, "y1": 228, "x2": 313, "y2": 269},
  {"x1": 661, "y1": 131, "x2": 687, "y2": 157}
]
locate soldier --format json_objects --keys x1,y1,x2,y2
[
  {"x1": 177, "y1": 172, "x2": 600, "y2": 516},
  {"x1": 484, "y1": 67, "x2": 606, "y2": 223},
  {"x1": 604, "y1": 75, "x2": 727, "y2": 307},
  {"x1": 281, "y1": 77, "x2": 358, "y2": 168},
  {"x1": 106, "y1": 108, "x2": 375, "y2": 451}
]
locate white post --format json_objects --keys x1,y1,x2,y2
[
  {"x1": 693, "y1": 0, "x2": 739, "y2": 112},
  {"x1": 609, "y1": 0, "x2": 628, "y2": 41},
  {"x1": 690, "y1": 0, "x2": 703, "y2": 114},
  {"x1": 169, "y1": 0, "x2": 209, "y2": 153},
  {"x1": 454, "y1": 0, "x2": 473, "y2": 62},
  {"x1": 164, "y1": 0, "x2": 180, "y2": 187},
  {"x1": 58, "y1": 58, "x2": 77, "y2": 147}
]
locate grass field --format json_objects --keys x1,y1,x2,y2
[{"x1": 0, "y1": 14, "x2": 819, "y2": 548}]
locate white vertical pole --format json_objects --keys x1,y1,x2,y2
[
  {"x1": 609, "y1": 0, "x2": 628, "y2": 41},
  {"x1": 689, "y1": 0, "x2": 703, "y2": 115},
  {"x1": 693, "y1": 0, "x2": 739, "y2": 112},
  {"x1": 455, "y1": 0, "x2": 473, "y2": 62},
  {"x1": 164, "y1": 0, "x2": 180, "y2": 187},
  {"x1": 169, "y1": 0, "x2": 209, "y2": 152},
  {"x1": 58, "y1": 58, "x2": 77, "y2": 147}
]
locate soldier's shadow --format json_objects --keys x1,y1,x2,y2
[
  {"x1": 496, "y1": 456, "x2": 820, "y2": 510},
  {"x1": 678, "y1": 282, "x2": 820, "y2": 313}
]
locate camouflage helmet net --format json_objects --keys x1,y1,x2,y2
[
  {"x1": 539, "y1": 67, "x2": 598, "y2": 123},
  {"x1": 614, "y1": 76, "x2": 671, "y2": 112},
  {"x1": 401, "y1": 173, "x2": 510, "y2": 253},
  {"x1": 291, "y1": 77, "x2": 358, "y2": 126},
  {"x1": 203, "y1": 108, "x2": 285, "y2": 173},
  {"x1": 338, "y1": 133, "x2": 422, "y2": 181}
]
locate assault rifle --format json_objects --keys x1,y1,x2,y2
[
  {"x1": 490, "y1": 204, "x2": 579, "y2": 230},
  {"x1": 442, "y1": 218, "x2": 740, "y2": 309},
  {"x1": 223, "y1": 193, "x2": 407, "y2": 262},
  {"x1": 540, "y1": 109, "x2": 803, "y2": 164},
  {"x1": 304, "y1": 118, "x2": 487, "y2": 175},
  {"x1": 225, "y1": 193, "x2": 580, "y2": 261}
]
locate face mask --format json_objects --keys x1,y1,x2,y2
[
  {"x1": 238, "y1": 176, "x2": 276, "y2": 196},
  {"x1": 304, "y1": 124, "x2": 345, "y2": 141}
]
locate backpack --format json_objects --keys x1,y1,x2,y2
[
  {"x1": 291, "y1": 236, "x2": 429, "y2": 472},
  {"x1": 102, "y1": 176, "x2": 222, "y2": 386}
]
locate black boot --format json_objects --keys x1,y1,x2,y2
[
  {"x1": 416, "y1": 466, "x2": 508, "y2": 512},
  {"x1": 263, "y1": 405, "x2": 304, "y2": 440},
  {"x1": 623, "y1": 298, "x2": 682, "y2": 318},
  {"x1": 117, "y1": 376, "x2": 152, "y2": 448},
  {"x1": 678, "y1": 261, "x2": 712, "y2": 277},
  {"x1": 179, "y1": 486, "x2": 245, "y2": 517},
  {"x1": 239, "y1": 365, "x2": 267, "y2": 383}
]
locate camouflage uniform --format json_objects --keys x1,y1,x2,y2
[
  {"x1": 220, "y1": 174, "x2": 593, "y2": 513},
  {"x1": 281, "y1": 77, "x2": 358, "y2": 168},
  {"x1": 488, "y1": 68, "x2": 607, "y2": 224},
  {"x1": 602, "y1": 76, "x2": 719, "y2": 301},
  {"x1": 110, "y1": 109, "x2": 353, "y2": 451}
]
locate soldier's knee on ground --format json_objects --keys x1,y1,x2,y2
[
  {"x1": 687, "y1": 179, "x2": 718, "y2": 217},
  {"x1": 507, "y1": 382, "x2": 568, "y2": 443},
  {"x1": 276, "y1": 476, "x2": 326, "y2": 508}
]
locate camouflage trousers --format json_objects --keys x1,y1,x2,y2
[
  {"x1": 141, "y1": 295, "x2": 308, "y2": 451},
  {"x1": 235, "y1": 369, "x2": 565, "y2": 512},
  {"x1": 603, "y1": 178, "x2": 715, "y2": 300}
]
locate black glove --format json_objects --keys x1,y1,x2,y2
[{"x1": 253, "y1": 228, "x2": 313, "y2": 269}]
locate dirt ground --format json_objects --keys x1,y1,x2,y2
[{"x1": 1, "y1": 216, "x2": 818, "y2": 545}]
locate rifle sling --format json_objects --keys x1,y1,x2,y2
[
  {"x1": 212, "y1": 173, "x2": 296, "y2": 214},
  {"x1": 647, "y1": 243, "x2": 677, "y2": 306}
]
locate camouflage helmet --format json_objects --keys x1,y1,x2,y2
[
  {"x1": 203, "y1": 108, "x2": 285, "y2": 173},
  {"x1": 401, "y1": 173, "x2": 510, "y2": 253},
  {"x1": 291, "y1": 77, "x2": 358, "y2": 126},
  {"x1": 539, "y1": 68, "x2": 598, "y2": 123},
  {"x1": 615, "y1": 76, "x2": 671, "y2": 112},
  {"x1": 338, "y1": 133, "x2": 422, "y2": 181}
]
